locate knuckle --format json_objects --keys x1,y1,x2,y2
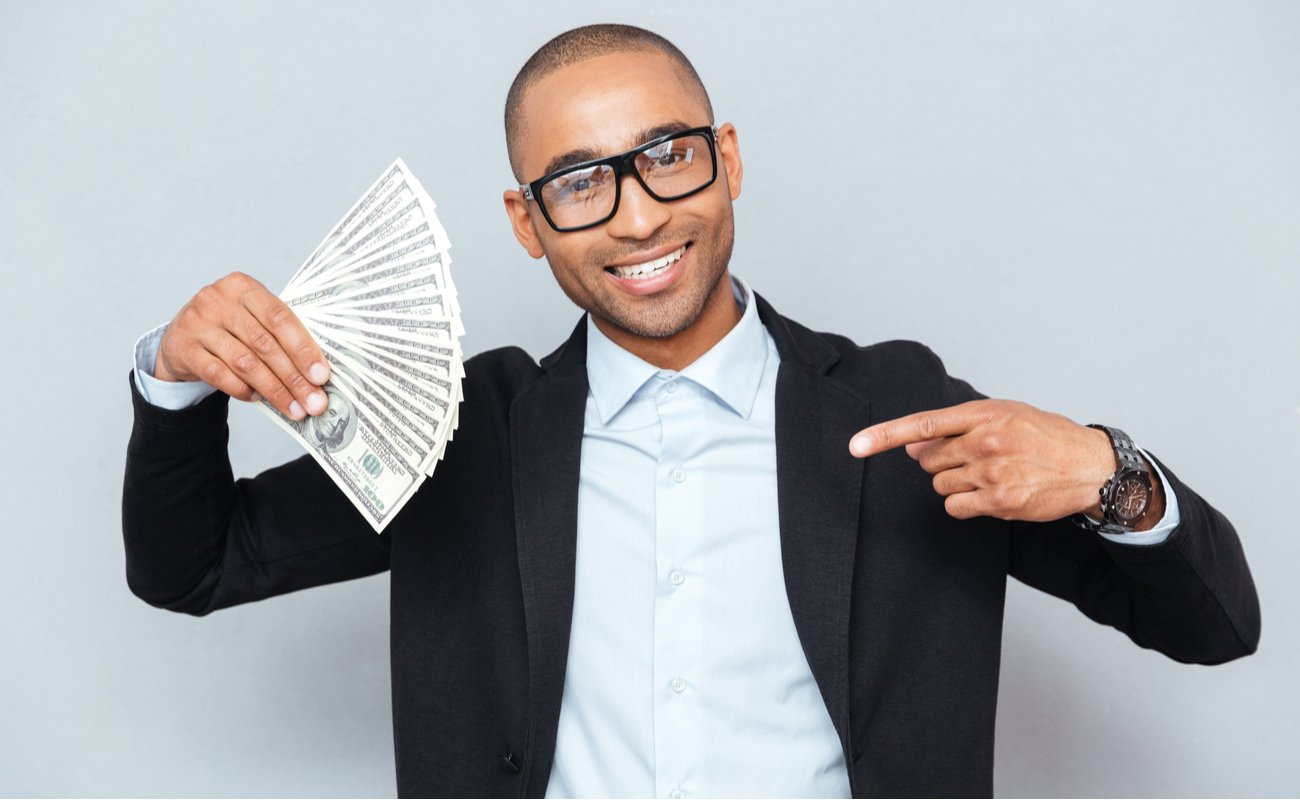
[
  {"x1": 194, "y1": 284, "x2": 222, "y2": 308},
  {"x1": 976, "y1": 400, "x2": 1002, "y2": 424},
  {"x1": 916, "y1": 415, "x2": 938, "y2": 440},
  {"x1": 266, "y1": 304, "x2": 296, "y2": 330},
  {"x1": 980, "y1": 433, "x2": 1003, "y2": 454},
  {"x1": 178, "y1": 303, "x2": 204, "y2": 327},
  {"x1": 249, "y1": 329, "x2": 277, "y2": 355},
  {"x1": 284, "y1": 372, "x2": 311, "y2": 394},
  {"x1": 265, "y1": 383, "x2": 292, "y2": 406},
  {"x1": 231, "y1": 350, "x2": 259, "y2": 374},
  {"x1": 200, "y1": 360, "x2": 223, "y2": 383},
  {"x1": 224, "y1": 270, "x2": 252, "y2": 288},
  {"x1": 990, "y1": 488, "x2": 1017, "y2": 513}
]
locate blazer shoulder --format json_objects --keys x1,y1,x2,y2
[
  {"x1": 462, "y1": 345, "x2": 546, "y2": 406},
  {"x1": 821, "y1": 330, "x2": 971, "y2": 398}
]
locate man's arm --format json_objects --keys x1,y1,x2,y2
[
  {"x1": 122, "y1": 273, "x2": 392, "y2": 615},
  {"x1": 848, "y1": 397, "x2": 1260, "y2": 665},
  {"x1": 1006, "y1": 457, "x2": 1259, "y2": 665}
]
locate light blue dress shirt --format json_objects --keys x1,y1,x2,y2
[
  {"x1": 133, "y1": 276, "x2": 1180, "y2": 797},
  {"x1": 546, "y1": 280, "x2": 850, "y2": 798}
]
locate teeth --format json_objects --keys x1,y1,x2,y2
[{"x1": 611, "y1": 245, "x2": 686, "y2": 279}]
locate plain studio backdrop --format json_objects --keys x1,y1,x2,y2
[{"x1": 1, "y1": 1, "x2": 1296, "y2": 797}]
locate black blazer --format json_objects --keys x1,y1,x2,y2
[{"x1": 122, "y1": 295, "x2": 1259, "y2": 798}]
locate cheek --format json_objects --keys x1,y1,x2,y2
[{"x1": 542, "y1": 236, "x2": 604, "y2": 281}]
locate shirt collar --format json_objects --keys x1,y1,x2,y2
[{"x1": 585, "y1": 275, "x2": 770, "y2": 424}]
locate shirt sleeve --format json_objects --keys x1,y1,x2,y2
[
  {"x1": 1095, "y1": 449, "x2": 1181, "y2": 546},
  {"x1": 132, "y1": 323, "x2": 218, "y2": 410}
]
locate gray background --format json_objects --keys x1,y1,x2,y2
[{"x1": 1, "y1": 0, "x2": 1296, "y2": 796}]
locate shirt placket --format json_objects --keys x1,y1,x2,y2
[{"x1": 651, "y1": 373, "x2": 703, "y2": 800}]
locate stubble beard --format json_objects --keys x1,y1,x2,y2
[{"x1": 550, "y1": 214, "x2": 736, "y2": 340}]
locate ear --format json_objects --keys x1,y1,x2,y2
[
  {"x1": 715, "y1": 123, "x2": 744, "y2": 201},
  {"x1": 503, "y1": 189, "x2": 546, "y2": 259}
]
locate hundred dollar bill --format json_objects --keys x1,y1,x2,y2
[
  {"x1": 259, "y1": 157, "x2": 462, "y2": 531},
  {"x1": 259, "y1": 382, "x2": 425, "y2": 532}
]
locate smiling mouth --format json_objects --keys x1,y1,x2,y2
[{"x1": 606, "y1": 244, "x2": 688, "y2": 279}]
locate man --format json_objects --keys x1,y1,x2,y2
[{"x1": 123, "y1": 24, "x2": 1259, "y2": 798}]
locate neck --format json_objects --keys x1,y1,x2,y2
[{"x1": 592, "y1": 272, "x2": 743, "y2": 371}]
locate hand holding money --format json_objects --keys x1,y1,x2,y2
[
  {"x1": 155, "y1": 159, "x2": 463, "y2": 533},
  {"x1": 154, "y1": 271, "x2": 332, "y2": 420}
]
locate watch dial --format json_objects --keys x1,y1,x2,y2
[{"x1": 1113, "y1": 475, "x2": 1150, "y2": 522}]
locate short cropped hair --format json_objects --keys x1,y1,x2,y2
[{"x1": 504, "y1": 24, "x2": 715, "y2": 181}]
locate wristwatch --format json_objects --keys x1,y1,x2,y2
[{"x1": 1071, "y1": 424, "x2": 1153, "y2": 535}]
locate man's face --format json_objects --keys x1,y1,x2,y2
[{"x1": 504, "y1": 50, "x2": 744, "y2": 341}]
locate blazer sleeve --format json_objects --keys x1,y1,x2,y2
[
  {"x1": 121, "y1": 372, "x2": 393, "y2": 616},
  {"x1": 1007, "y1": 458, "x2": 1260, "y2": 665},
  {"x1": 925, "y1": 351, "x2": 1260, "y2": 665}
]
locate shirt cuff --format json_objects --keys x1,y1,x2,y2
[
  {"x1": 132, "y1": 323, "x2": 218, "y2": 410},
  {"x1": 1096, "y1": 449, "x2": 1181, "y2": 546}
]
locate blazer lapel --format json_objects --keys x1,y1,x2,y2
[
  {"x1": 510, "y1": 319, "x2": 590, "y2": 798},
  {"x1": 759, "y1": 296, "x2": 868, "y2": 755}
]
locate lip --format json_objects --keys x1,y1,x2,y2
[{"x1": 604, "y1": 242, "x2": 691, "y2": 296}]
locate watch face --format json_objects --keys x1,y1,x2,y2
[{"x1": 1112, "y1": 474, "x2": 1151, "y2": 523}]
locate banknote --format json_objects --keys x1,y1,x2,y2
[{"x1": 258, "y1": 158, "x2": 462, "y2": 532}]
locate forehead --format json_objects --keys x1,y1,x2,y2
[{"x1": 516, "y1": 50, "x2": 711, "y2": 177}]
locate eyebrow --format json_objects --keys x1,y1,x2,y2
[{"x1": 538, "y1": 120, "x2": 697, "y2": 180}]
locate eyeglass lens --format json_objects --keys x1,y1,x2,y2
[{"x1": 538, "y1": 132, "x2": 715, "y2": 230}]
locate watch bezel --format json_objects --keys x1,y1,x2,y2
[{"x1": 1105, "y1": 468, "x2": 1153, "y2": 526}]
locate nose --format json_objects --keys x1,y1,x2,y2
[{"x1": 603, "y1": 173, "x2": 671, "y2": 240}]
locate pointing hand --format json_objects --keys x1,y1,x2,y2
[{"x1": 848, "y1": 399, "x2": 1130, "y2": 523}]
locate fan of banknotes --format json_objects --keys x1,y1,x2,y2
[{"x1": 258, "y1": 158, "x2": 462, "y2": 533}]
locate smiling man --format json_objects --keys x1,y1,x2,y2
[{"x1": 122, "y1": 24, "x2": 1259, "y2": 798}]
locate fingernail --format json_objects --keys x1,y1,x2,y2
[
  {"x1": 305, "y1": 391, "x2": 326, "y2": 415},
  {"x1": 309, "y1": 362, "x2": 329, "y2": 384},
  {"x1": 851, "y1": 435, "x2": 872, "y2": 456},
  {"x1": 289, "y1": 400, "x2": 305, "y2": 420},
  {"x1": 249, "y1": 392, "x2": 261, "y2": 403}
]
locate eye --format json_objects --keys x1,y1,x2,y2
[
  {"x1": 645, "y1": 145, "x2": 693, "y2": 171},
  {"x1": 550, "y1": 167, "x2": 609, "y2": 203}
]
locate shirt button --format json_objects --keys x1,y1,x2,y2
[
  {"x1": 665, "y1": 380, "x2": 678, "y2": 393},
  {"x1": 671, "y1": 678, "x2": 686, "y2": 693},
  {"x1": 671, "y1": 467, "x2": 686, "y2": 483},
  {"x1": 671, "y1": 791, "x2": 685, "y2": 799},
  {"x1": 669, "y1": 570, "x2": 685, "y2": 586}
]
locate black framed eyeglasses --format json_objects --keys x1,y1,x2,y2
[{"x1": 520, "y1": 125, "x2": 718, "y2": 232}]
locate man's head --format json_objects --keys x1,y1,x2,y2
[
  {"x1": 502, "y1": 25, "x2": 744, "y2": 358},
  {"x1": 504, "y1": 25, "x2": 714, "y2": 184}
]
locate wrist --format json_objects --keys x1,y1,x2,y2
[
  {"x1": 152, "y1": 337, "x2": 184, "y2": 382},
  {"x1": 1079, "y1": 425, "x2": 1115, "y2": 519},
  {"x1": 1072, "y1": 425, "x2": 1157, "y2": 535}
]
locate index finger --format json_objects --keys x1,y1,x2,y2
[
  {"x1": 849, "y1": 401, "x2": 990, "y2": 458},
  {"x1": 242, "y1": 287, "x2": 331, "y2": 386}
]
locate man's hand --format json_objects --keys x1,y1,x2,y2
[
  {"x1": 154, "y1": 272, "x2": 331, "y2": 421},
  {"x1": 848, "y1": 399, "x2": 1149, "y2": 524}
]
